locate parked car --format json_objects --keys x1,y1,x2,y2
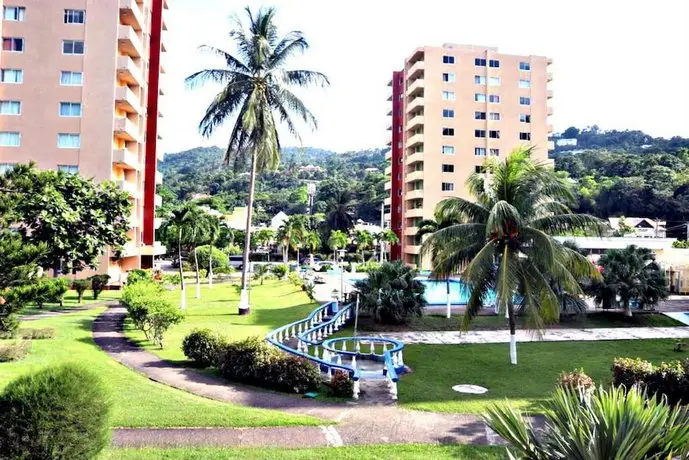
[
  {"x1": 229, "y1": 255, "x2": 244, "y2": 270},
  {"x1": 299, "y1": 255, "x2": 322, "y2": 266}
]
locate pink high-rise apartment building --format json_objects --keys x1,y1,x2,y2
[
  {"x1": 0, "y1": 0, "x2": 168, "y2": 282},
  {"x1": 384, "y1": 44, "x2": 554, "y2": 268}
]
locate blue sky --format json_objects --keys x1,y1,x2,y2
[{"x1": 160, "y1": 0, "x2": 689, "y2": 153}]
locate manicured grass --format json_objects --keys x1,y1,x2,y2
[
  {"x1": 21, "y1": 290, "x2": 122, "y2": 315},
  {"x1": 399, "y1": 339, "x2": 683, "y2": 414},
  {"x1": 125, "y1": 280, "x2": 317, "y2": 363},
  {"x1": 0, "y1": 308, "x2": 323, "y2": 428},
  {"x1": 102, "y1": 444, "x2": 507, "y2": 460},
  {"x1": 341, "y1": 311, "x2": 683, "y2": 333}
]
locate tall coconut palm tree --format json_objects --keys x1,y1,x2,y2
[
  {"x1": 160, "y1": 204, "x2": 198, "y2": 309},
  {"x1": 377, "y1": 229, "x2": 400, "y2": 262},
  {"x1": 327, "y1": 230, "x2": 348, "y2": 263},
  {"x1": 186, "y1": 6, "x2": 328, "y2": 315},
  {"x1": 187, "y1": 208, "x2": 209, "y2": 300},
  {"x1": 422, "y1": 147, "x2": 605, "y2": 364},
  {"x1": 353, "y1": 229, "x2": 373, "y2": 264},
  {"x1": 325, "y1": 190, "x2": 354, "y2": 233},
  {"x1": 304, "y1": 230, "x2": 321, "y2": 266},
  {"x1": 203, "y1": 215, "x2": 221, "y2": 289}
]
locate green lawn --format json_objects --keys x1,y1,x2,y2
[
  {"x1": 399, "y1": 339, "x2": 683, "y2": 414},
  {"x1": 0, "y1": 308, "x2": 322, "y2": 428},
  {"x1": 125, "y1": 280, "x2": 317, "y2": 363},
  {"x1": 102, "y1": 444, "x2": 506, "y2": 460},
  {"x1": 21, "y1": 290, "x2": 122, "y2": 316}
]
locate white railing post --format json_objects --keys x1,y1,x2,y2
[
  {"x1": 356, "y1": 341, "x2": 361, "y2": 353},
  {"x1": 353, "y1": 379, "x2": 360, "y2": 400},
  {"x1": 342, "y1": 341, "x2": 347, "y2": 352},
  {"x1": 351, "y1": 355, "x2": 357, "y2": 369},
  {"x1": 398, "y1": 350, "x2": 404, "y2": 367},
  {"x1": 337, "y1": 354, "x2": 342, "y2": 365},
  {"x1": 391, "y1": 380, "x2": 398, "y2": 400}
]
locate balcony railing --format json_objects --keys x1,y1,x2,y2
[
  {"x1": 118, "y1": 25, "x2": 143, "y2": 58},
  {"x1": 405, "y1": 171, "x2": 424, "y2": 183},
  {"x1": 405, "y1": 152, "x2": 424, "y2": 166},
  {"x1": 115, "y1": 86, "x2": 142, "y2": 114},
  {"x1": 405, "y1": 189, "x2": 424, "y2": 200},
  {"x1": 155, "y1": 170, "x2": 163, "y2": 184},
  {"x1": 406, "y1": 115, "x2": 424, "y2": 131},
  {"x1": 404, "y1": 226, "x2": 419, "y2": 236},
  {"x1": 385, "y1": 149, "x2": 392, "y2": 160},
  {"x1": 140, "y1": 242, "x2": 167, "y2": 256},
  {"x1": 116, "y1": 179, "x2": 139, "y2": 198},
  {"x1": 154, "y1": 194, "x2": 163, "y2": 207},
  {"x1": 112, "y1": 148, "x2": 138, "y2": 170},
  {"x1": 405, "y1": 208, "x2": 424, "y2": 218},
  {"x1": 384, "y1": 197, "x2": 391, "y2": 206},
  {"x1": 117, "y1": 56, "x2": 143, "y2": 87},
  {"x1": 405, "y1": 79, "x2": 424, "y2": 97},
  {"x1": 405, "y1": 245, "x2": 421, "y2": 255},
  {"x1": 405, "y1": 133, "x2": 424, "y2": 149},
  {"x1": 114, "y1": 117, "x2": 140, "y2": 142},
  {"x1": 384, "y1": 181, "x2": 391, "y2": 191},
  {"x1": 406, "y1": 97, "x2": 424, "y2": 113},
  {"x1": 384, "y1": 165, "x2": 392, "y2": 175},
  {"x1": 547, "y1": 90, "x2": 554, "y2": 99},
  {"x1": 119, "y1": 0, "x2": 143, "y2": 31},
  {"x1": 407, "y1": 60, "x2": 424, "y2": 79}
]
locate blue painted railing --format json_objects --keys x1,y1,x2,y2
[{"x1": 265, "y1": 300, "x2": 406, "y2": 400}]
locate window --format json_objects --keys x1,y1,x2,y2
[
  {"x1": 0, "y1": 100, "x2": 20, "y2": 115},
  {"x1": 442, "y1": 145, "x2": 455, "y2": 155},
  {"x1": 475, "y1": 111, "x2": 486, "y2": 120},
  {"x1": 442, "y1": 109, "x2": 454, "y2": 118},
  {"x1": 442, "y1": 164, "x2": 455, "y2": 173},
  {"x1": 60, "y1": 71, "x2": 83, "y2": 86},
  {"x1": 519, "y1": 61, "x2": 531, "y2": 71},
  {"x1": 488, "y1": 94, "x2": 500, "y2": 103},
  {"x1": 2, "y1": 37, "x2": 24, "y2": 52},
  {"x1": 489, "y1": 59, "x2": 500, "y2": 68},
  {"x1": 442, "y1": 55, "x2": 455, "y2": 64},
  {"x1": 0, "y1": 131, "x2": 20, "y2": 146},
  {"x1": 520, "y1": 132, "x2": 531, "y2": 141},
  {"x1": 59, "y1": 102, "x2": 82, "y2": 117},
  {"x1": 3, "y1": 6, "x2": 25, "y2": 21},
  {"x1": 1, "y1": 69, "x2": 22, "y2": 83},
  {"x1": 441, "y1": 90, "x2": 455, "y2": 101},
  {"x1": 520, "y1": 96, "x2": 531, "y2": 106},
  {"x1": 520, "y1": 114, "x2": 531, "y2": 123},
  {"x1": 489, "y1": 112, "x2": 500, "y2": 121},
  {"x1": 441, "y1": 182, "x2": 454, "y2": 192},
  {"x1": 489, "y1": 130, "x2": 500, "y2": 139},
  {"x1": 475, "y1": 165, "x2": 486, "y2": 173},
  {"x1": 474, "y1": 75, "x2": 486, "y2": 85},
  {"x1": 442, "y1": 72, "x2": 456, "y2": 82},
  {"x1": 474, "y1": 93, "x2": 486, "y2": 102},
  {"x1": 475, "y1": 129, "x2": 486, "y2": 138},
  {"x1": 64, "y1": 9, "x2": 85, "y2": 24},
  {"x1": 474, "y1": 147, "x2": 486, "y2": 156},
  {"x1": 57, "y1": 133, "x2": 81, "y2": 148},
  {"x1": 442, "y1": 127, "x2": 455, "y2": 136},
  {"x1": 57, "y1": 165, "x2": 78, "y2": 174},
  {"x1": 62, "y1": 40, "x2": 84, "y2": 55},
  {"x1": 490, "y1": 148, "x2": 500, "y2": 156},
  {"x1": 519, "y1": 79, "x2": 531, "y2": 89},
  {"x1": 488, "y1": 76, "x2": 501, "y2": 86},
  {"x1": 475, "y1": 58, "x2": 486, "y2": 66},
  {"x1": 0, "y1": 163, "x2": 16, "y2": 174}
]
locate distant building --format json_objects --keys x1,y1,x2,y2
[
  {"x1": 555, "y1": 138, "x2": 577, "y2": 147},
  {"x1": 223, "y1": 207, "x2": 248, "y2": 230},
  {"x1": 190, "y1": 193, "x2": 212, "y2": 201},
  {"x1": 364, "y1": 167, "x2": 379, "y2": 173},
  {"x1": 608, "y1": 217, "x2": 666, "y2": 238},
  {"x1": 270, "y1": 211, "x2": 289, "y2": 230},
  {"x1": 299, "y1": 164, "x2": 323, "y2": 173}
]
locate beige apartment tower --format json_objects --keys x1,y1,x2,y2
[
  {"x1": 384, "y1": 44, "x2": 553, "y2": 268},
  {"x1": 0, "y1": 0, "x2": 168, "y2": 283}
]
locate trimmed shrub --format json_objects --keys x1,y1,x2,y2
[
  {"x1": 162, "y1": 273, "x2": 182, "y2": 285},
  {"x1": 0, "y1": 340, "x2": 31, "y2": 362},
  {"x1": 89, "y1": 274, "x2": 110, "y2": 300},
  {"x1": 558, "y1": 368, "x2": 595, "y2": 394},
  {"x1": 71, "y1": 279, "x2": 90, "y2": 303},
  {"x1": 328, "y1": 371, "x2": 354, "y2": 397},
  {"x1": 31, "y1": 277, "x2": 70, "y2": 308},
  {"x1": 218, "y1": 337, "x2": 320, "y2": 394},
  {"x1": 612, "y1": 357, "x2": 655, "y2": 389},
  {"x1": 126, "y1": 269, "x2": 151, "y2": 285},
  {"x1": 122, "y1": 282, "x2": 183, "y2": 348},
  {"x1": 0, "y1": 363, "x2": 111, "y2": 459},
  {"x1": 271, "y1": 264, "x2": 288, "y2": 279},
  {"x1": 288, "y1": 271, "x2": 303, "y2": 287},
  {"x1": 182, "y1": 329, "x2": 224, "y2": 367},
  {"x1": 612, "y1": 357, "x2": 689, "y2": 406},
  {"x1": 192, "y1": 245, "x2": 230, "y2": 270}
]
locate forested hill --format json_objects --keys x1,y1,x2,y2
[
  {"x1": 158, "y1": 146, "x2": 388, "y2": 224},
  {"x1": 553, "y1": 125, "x2": 689, "y2": 153}
]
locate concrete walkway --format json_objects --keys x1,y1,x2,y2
[
  {"x1": 372, "y1": 326, "x2": 689, "y2": 345},
  {"x1": 93, "y1": 306, "x2": 494, "y2": 448}
]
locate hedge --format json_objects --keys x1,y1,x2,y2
[
  {"x1": 612, "y1": 357, "x2": 689, "y2": 406},
  {"x1": 122, "y1": 282, "x2": 184, "y2": 348}
]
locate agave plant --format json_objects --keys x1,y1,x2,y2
[{"x1": 484, "y1": 385, "x2": 689, "y2": 460}]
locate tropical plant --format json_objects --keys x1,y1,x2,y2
[
  {"x1": 376, "y1": 229, "x2": 400, "y2": 262},
  {"x1": 160, "y1": 203, "x2": 198, "y2": 309},
  {"x1": 254, "y1": 228, "x2": 275, "y2": 261},
  {"x1": 187, "y1": 209, "x2": 210, "y2": 300},
  {"x1": 253, "y1": 263, "x2": 271, "y2": 285},
  {"x1": 484, "y1": 385, "x2": 689, "y2": 460},
  {"x1": 325, "y1": 190, "x2": 354, "y2": 233},
  {"x1": 353, "y1": 229, "x2": 374, "y2": 263},
  {"x1": 186, "y1": 6, "x2": 328, "y2": 314},
  {"x1": 592, "y1": 245, "x2": 669, "y2": 317},
  {"x1": 354, "y1": 261, "x2": 426, "y2": 325},
  {"x1": 303, "y1": 230, "x2": 321, "y2": 265},
  {"x1": 89, "y1": 274, "x2": 110, "y2": 300},
  {"x1": 204, "y1": 215, "x2": 222, "y2": 289},
  {"x1": 422, "y1": 148, "x2": 605, "y2": 364},
  {"x1": 277, "y1": 216, "x2": 306, "y2": 263},
  {"x1": 327, "y1": 230, "x2": 348, "y2": 262},
  {"x1": 72, "y1": 279, "x2": 90, "y2": 304}
]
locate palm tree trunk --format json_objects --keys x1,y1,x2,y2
[
  {"x1": 624, "y1": 299, "x2": 633, "y2": 317},
  {"x1": 239, "y1": 151, "x2": 257, "y2": 315},
  {"x1": 283, "y1": 244, "x2": 288, "y2": 264},
  {"x1": 508, "y1": 300, "x2": 517, "y2": 365},
  {"x1": 177, "y1": 228, "x2": 186, "y2": 310},
  {"x1": 446, "y1": 278, "x2": 451, "y2": 319},
  {"x1": 208, "y1": 242, "x2": 213, "y2": 290},
  {"x1": 193, "y1": 245, "x2": 201, "y2": 299},
  {"x1": 296, "y1": 247, "x2": 300, "y2": 266}
]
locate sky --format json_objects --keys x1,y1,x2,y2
[{"x1": 160, "y1": 0, "x2": 689, "y2": 154}]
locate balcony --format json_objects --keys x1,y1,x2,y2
[
  {"x1": 113, "y1": 148, "x2": 138, "y2": 170},
  {"x1": 154, "y1": 194, "x2": 162, "y2": 207},
  {"x1": 406, "y1": 79, "x2": 424, "y2": 97},
  {"x1": 406, "y1": 115, "x2": 424, "y2": 131},
  {"x1": 129, "y1": 212, "x2": 140, "y2": 228},
  {"x1": 154, "y1": 217, "x2": 163, "y2": 229},
  {"x1": 155, "y1": 170, "x2": 163, "y2": 184},
  {"x1": 384, "y1": 181, "x2": 391, "y2": 191},
  {"x1": 384, "y1": 197, "x2": 391, "y2": 206},
  {"x1": 384, "y1": 164, "x2": 392, "y2": 175},
  {"x1": 114, "y1": 117, "x2": 140, "y2": 142},
  {"x1": 406, "y1": 207, "x2": 424, "y2": 218},
  {"x1": 548, "y1": 140, "x2": 555, "y2": 151},
  {"x1": 405, "y1": 133, "x2": 424, "y2": 149},
  {"x1": 119, "y1": 242, "x2": 139, "y2": 258},
  {"x1": 140, "y1": 242, "x2": 167, "y2": 256},
  {"x1": 404, "y1": 226, "x2": 419, "y2": 236},
  {"x1": 405, "y1": 152, "x2": 424, "y2": 166},
  {"x1": 116, "y1": 179, "x2": 139, "y2": 198},
  {"x1": 548, "y1": 124, "x2": 554, "y2": 133},
  {"x1": 115, "y1": 86, "x2": 142, "y2": 114},
  {"x1": 547, "y1": 90, "x2": 554, "y2": 99},
  {"x1": 405, "y1": 170, "x2": 424, "y2": 182},
  {"x1": 120, "y1": 0, "x2": 143, "y2": 31},
  {"x1": 405, "y1": 189, "x2": 424, "y2": 200},
  {"x1": 407, "y1": 60, "x2": 425, "y2": 79},
  {"x1": 406, "y1": 97, "x2": 424, "y2": 113},
  {"x1": 118, "y1": 25, "x2": 143, "y2": 58},
  {"x1": 547, "y1": 72, "x2": 553, "y2": 82},
  {"x1": 547, "y1": 106, "x2": 554, "y2": 117},
  {"x1": 117, "y1": 56, "x2": 143, "y2": 87},
  {"x1": 385, "y1": 149, "x2": 392, "y2": 160},
  {"x1": 406, "y1": 245, "x2": 422, "y2": 255}
]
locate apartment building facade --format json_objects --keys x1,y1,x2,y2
[
  {"x1": 384, "y1": 43, "x2": 553, "y2": 268},
  {"x1": 0, "y1": 0, "x2": 168, "y2": 283}
]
